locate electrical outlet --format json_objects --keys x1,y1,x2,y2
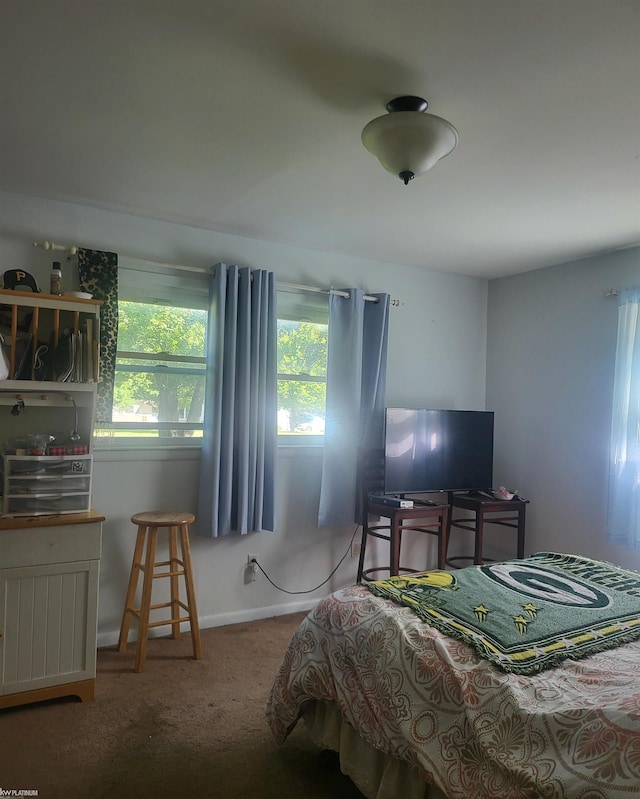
[
  {"x1": 351, "y1": 540, "x2": 361, "y2": 558},
  {"x1": 247, "y1": 553, "x2": 259, "y2": 582}
]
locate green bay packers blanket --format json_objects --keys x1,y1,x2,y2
[{"x1": 367, "y1": 552, "x2": 640, "y2": 674}]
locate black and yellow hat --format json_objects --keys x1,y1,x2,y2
[{"x1": 3, "y1": 269, "x2": 41, "y2": 292}]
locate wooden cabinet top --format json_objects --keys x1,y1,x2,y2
[
  {"x1": 0, "y1": 288, "x2": 102, "y2": 312},
  {"x1": 0, "y1": 508, "x2": 105, "y2": 530}
]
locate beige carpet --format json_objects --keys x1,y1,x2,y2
[{"x1": 0, "y1": 612, "x2": 365, "y2": 798}]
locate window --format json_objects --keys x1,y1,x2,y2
[
  {"x1": 112, "y1": 300, "x2": 206, "y2": 437},
  {"x1": 276, "y1": 289, "x2": 328, "y2": 441},
  {"x1": 94, "y1": 265, "x2": 329, "y2": 447},
  {"x1": 608, "y1": 287, "x2": 640, "y2": 550},
  {"x1": 94, "y1": 261, "x2": 209, "y2": 447}
]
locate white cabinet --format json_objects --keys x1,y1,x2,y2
[
  {"x1": 0, "y1": 289, "x2": 104, "y2": 707},
  {"x1": 0, "y1": 288, "x2": 100, "y2": 516},
  {"x1": 0, "y1": 511, "x2": 104, "y2": 708}
]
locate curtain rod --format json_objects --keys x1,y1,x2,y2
[
  {"x1": 33, "y1": 240, "x2": 400, "y2": 306},
  {"x1": 34, "y1": 240, "x2": 206, "y2": 275}
]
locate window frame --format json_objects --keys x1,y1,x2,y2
[
  {"x1": 276, "y1": 288, "x2": 329, "y2": 447},
  {"x1": 93, "y1": 265, "x2": 330, "y2": 450},
  {"x1": 93, "y1": 261, "x2": 209, "y2": 450}
]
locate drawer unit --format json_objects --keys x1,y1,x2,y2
[
  {"x1": 2, "y1": 455, "x2": 93, "y2": 516},
  {"x1": 0, "y1": 517, "x2": 102, "y2": 568},
  {"x1": 10, "y1": 475, "x2": 91, "y2": 494}
]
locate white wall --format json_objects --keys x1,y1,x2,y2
[
  {"x1": 486, "y1": 245, "x2": 640, "y2": 570},
  {"x1": 0, "y1": 191, "x2": 489, "y2": 645}
]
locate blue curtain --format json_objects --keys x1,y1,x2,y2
[
  {"x1": 608, "y1": 286, "x2": 640, "y2": 550},
  {"x1": 318, "y1": 288, "x2": 390, "y2": 526},
  {"x1": 197, "y1": 264, "x2": 277, "y2": 537}
]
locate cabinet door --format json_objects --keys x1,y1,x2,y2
[{"x1": 0, "y1": 559, "x2": 99, "y2": 696}]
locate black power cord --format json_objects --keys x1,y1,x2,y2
[{"x1": 249, "y1": 522, "x2": 362, "y2": 595}]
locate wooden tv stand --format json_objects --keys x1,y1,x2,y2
[{"x1": 446, "y1": 492, "x2": 528, "y2": 568}]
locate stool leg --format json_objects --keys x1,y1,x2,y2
[
  {"x1": 169, "y1": 525, "x2": 181, "y2": 640},
  {"x1": 179, "y1": 523, "x2": 202, "y2": 660},
  {"x1": 118, "y1": 525, "x2": 147, "y2": 652},
  {"x1": 134, "y1": 527, "x2": 158, "y2": 673}
]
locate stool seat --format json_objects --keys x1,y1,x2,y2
[
  {"x1": 131, "y1": 510, "x2": 196, "y2": 526},
  {"x1": 118, "y1": 510, "x2": 202, "y2": 672}
]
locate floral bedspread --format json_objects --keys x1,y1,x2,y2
[{"x1": 266, "y1": 584, "x2": 640, "y2": 799}]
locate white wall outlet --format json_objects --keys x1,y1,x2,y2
[
  {"x1": 351, "y1": 540, "x2": 361, "y2": 558},
  {"x1": 247, "y1": 553, "x2": 259, "y2": 582}
]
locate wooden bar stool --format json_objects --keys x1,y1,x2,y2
[{"x1": 118, "y1": 511, "x2": 202, "y2": 672}]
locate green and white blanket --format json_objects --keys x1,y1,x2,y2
[{"x1": 367, "y1": 551, "x2": 640, "y2": 674}]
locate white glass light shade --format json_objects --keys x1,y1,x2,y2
[{"x1": 361, "y1": 111, "x2": 458, "y2": 182}]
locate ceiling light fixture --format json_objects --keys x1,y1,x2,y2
[{"x1": 361, "y1": 96, "x2": 458, "y2": 185}]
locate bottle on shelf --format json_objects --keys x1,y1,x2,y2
[{"x1": 50, "y1": 261, "x2": 62, "y2": 295}]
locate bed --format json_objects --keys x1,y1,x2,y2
[{"x1": 266, "y1": 552, "x2": 640, "y2": 799}]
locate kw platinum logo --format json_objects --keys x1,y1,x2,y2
[{"x1": 482, "y1": 563, "x2": 611, "y2": 608}]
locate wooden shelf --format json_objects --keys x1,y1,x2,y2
[
  {"x1": 1, "y1": 288, "x2": 100, "y2": 382},
  {"x1": 0, "y1": 379, "x2": 96, "y2": 395},
  {"x1": 0, "y1": 287, "x2": 102, "y2": 311}
]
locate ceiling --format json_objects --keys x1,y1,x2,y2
[{"x1": 1, "y1": 0, "x2": 639, "y2": 280}]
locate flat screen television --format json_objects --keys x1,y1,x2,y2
[{"x1": 383, "y1": 408, "x2": 494, "y2": 494}]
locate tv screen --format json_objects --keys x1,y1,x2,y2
[{"x1": 383, "y1": 408, "x2": 494, "y2": 494}]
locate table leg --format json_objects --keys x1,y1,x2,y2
[
  {"x1": 474, "y1": 511, "x2": 484, "y2": 565},
  {"x1": 517, "y1": 506, "x2": 526, "y2": 559},
  {"x1": 438, "y1": 506, "x2": 448, "y2": 569},
  {"x1": 390, "y1": 513, "x2": 401, "y2": 576}
]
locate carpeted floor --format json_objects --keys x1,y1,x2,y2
[{"x1": 0, "y1": 612, "x2": 365, "y2": 799}]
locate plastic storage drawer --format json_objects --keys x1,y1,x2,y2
[{"x1": 2, "y1": 454, "x2": 93, "y2": 516}]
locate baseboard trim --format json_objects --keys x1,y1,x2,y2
[{"x1": 97, "y1": 598, "x2": 319, "y2": 649}]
